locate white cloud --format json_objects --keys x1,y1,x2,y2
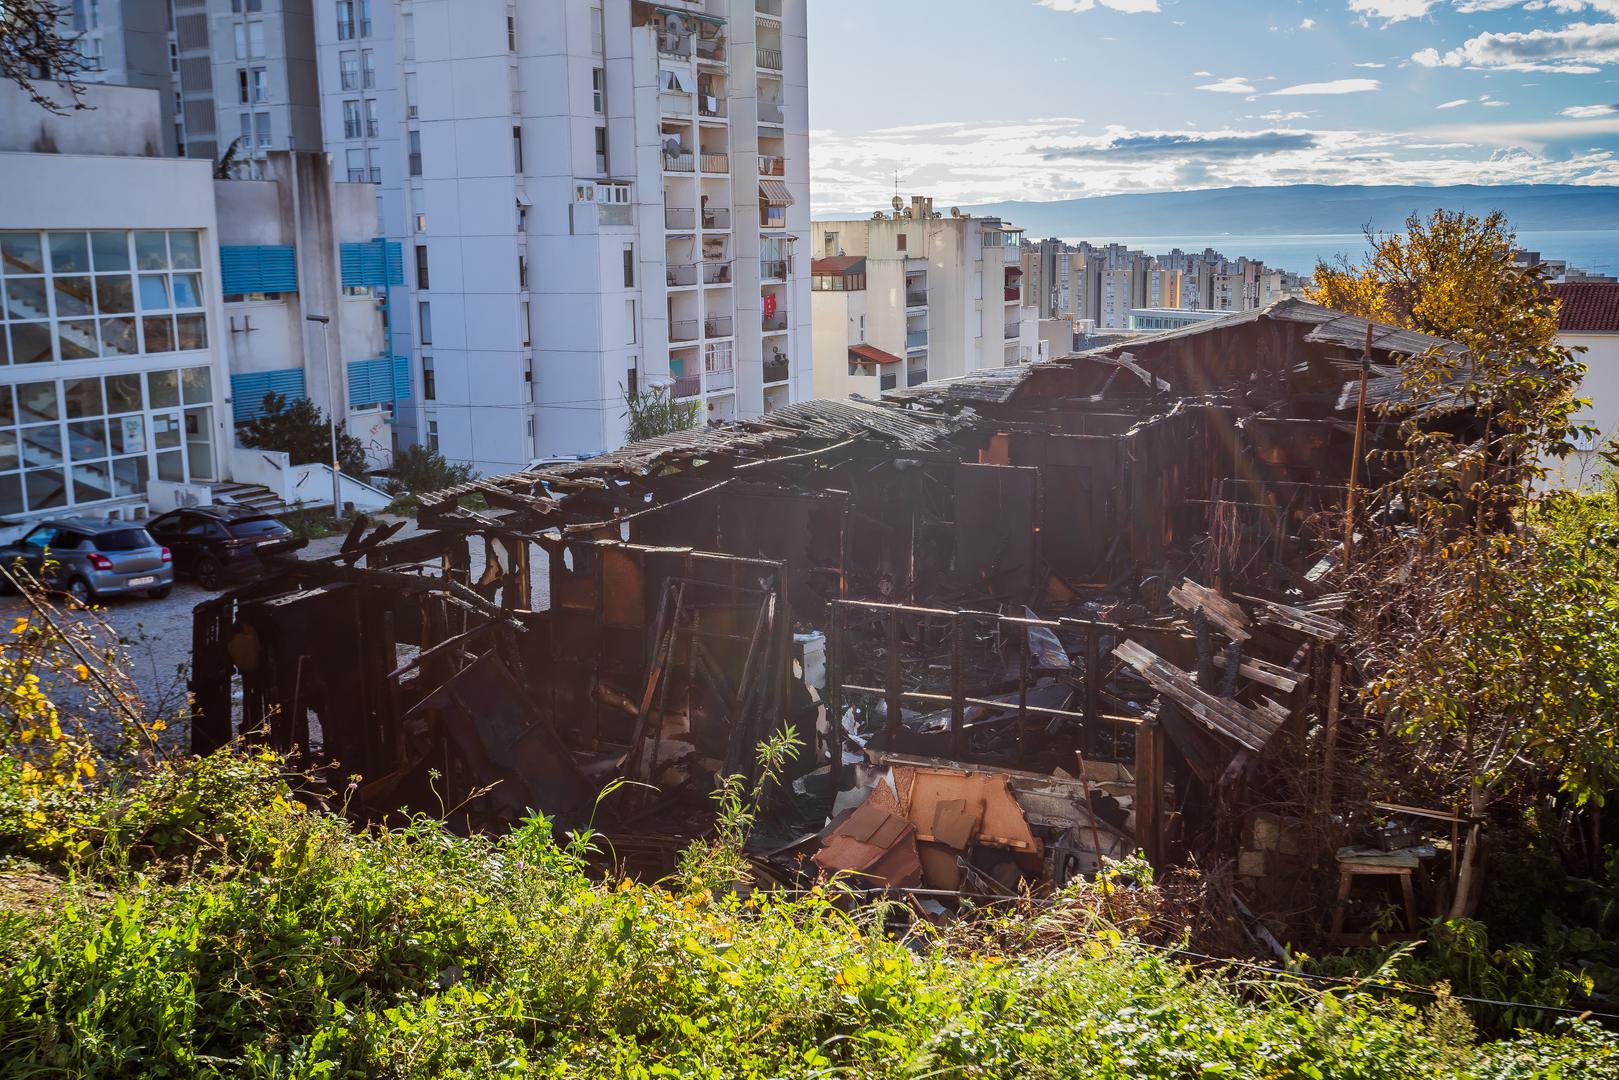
[
  {"x1": 1436, "y1": 98, "x2": 1472, "y2": 108},
  {"x1": 1193, "y1": 70, "x2": 1214, "y2": 77},
  {"x1": 1196, "y1": 76, "x2": 1259, "y2": 93},
  {"x1": 1563, "y1": 102, "x2": 1619, "y2": 115},
  {"x1": 1411, "y1": 21, "x2": 1619, "y2": 72},
  {"x1": 1271, "y1": 78, "x2": 1383, "y2": 94},
  {"x1": 1301, "y1": 17, "x2": 1317, "y2": 28},
  {"x1": 1035, "y1": 0, "x2": 1160, "y2": 12},
  {"x1": 1347, "y1": 0, "x2": 1437, "y2": 23},
  {"x1": 1355, "y1": 61, "x2": 1388, "y2": 67},
  {"x1": 1254, "y1": 110, "x2": 1316, "y2": 120}
]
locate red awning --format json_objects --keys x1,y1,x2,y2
[
  {"x1": 849, "y1": 344, "x2": 903, "y2": 365},
  {"x1": 1005, "y1": 266, "x2": 1023, "y2": 278}
]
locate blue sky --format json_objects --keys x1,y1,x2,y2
[{"x1": 805, "y1": 0, "x2": 1619, "y2": 213}]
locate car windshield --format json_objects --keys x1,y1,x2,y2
[
  {"x1": 225, "y1": 516, "x2": 290, "y2": 539},
  {"x1": 94, "y1": 529, "x2": 155, "y2": 552}
]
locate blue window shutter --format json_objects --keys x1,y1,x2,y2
[
  {"x1": 384, "y1": 242, "x2": 404, "y2": 285},
  {"x1": 219, "y1": 245, "x2": 297, "y2": 295},
  {"x1": 259, "y1": 246, "x2": 298, "y2": 292},
  {"x1": 346, "y1": 356, "x2": 411, "y2": 408},
  {"x1": 230, "y1": 368, "x2": 306, "y2": 423},
  {"x1": 340, "y1": 239, "x2": 403, "y2": 288},
  {"x1": 391, "y1": 355, "x2": 411, "y2": 400}
]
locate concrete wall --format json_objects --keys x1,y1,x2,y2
[
  {"x1": 0, "y1": 81, "x2": 164, "y2": 157},
  {"x1": 1549, "y1": 331, "x2": 1619, "y2": 489}
]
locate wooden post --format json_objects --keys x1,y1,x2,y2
[
  {"x1": 1344, "y1": 324, "x2": 1372, "y2": 570},
  {"x1": 1322, "y1": 658, "x2": 1342, "y2": 816},
  {"x1": 884, "y1": 608, "x2": 903, "y2": 743},
  {"x1": 826, "y1": 605, "x2": 844, "y2": 792},
  {"x1": 1015, "y1": 616, "x2": 1030, "y2": 764},
  {"x1": 1084, "y1": 619, "x2": 1100, "y2": 758},
  {"x1": 949, "y1": 611, "x2": 967, "y2": 760},
  {"x1": 1136, "y1": 718, "x2": 1166, "y2": 869}
]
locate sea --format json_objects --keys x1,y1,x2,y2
[{"x1": 1057, "y1": 230, "x2": 1619, "y2": 279}]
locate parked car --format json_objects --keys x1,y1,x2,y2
[
  {"x1": 0, "y1": 518, "x2": 173, "y2": 603},
  {"x1": 146, "y1": 505, "x2": 308, "y2": 590}
]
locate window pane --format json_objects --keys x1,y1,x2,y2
[
  {"x1": 90, "y1": 232, "x2": 130, "y2": 272},
  {"x1": 99, "y1": 316, "x2": 138, "y2": 356},
  {"x1": 134, "y1": 231, "x2": 168, "y2": 270},
  {"x1": 185, "y1": 407, "x2": 213, "y2": 480},
  {"x1": 155, "y1": 450, "x2": 185, "y2": 483},
  {"x1": 71, "y1": 460, "x2": 111, "y2": 503},
  {"x1": 58, "y1": 320, "x2": 98, "y2": 360},
  {"x1": 112, "y1": 456, "x2": 147, "y2": 497},
  {"x1": 5, "y1": 278, "x2": 47, "y2": 320},
  {"x1": 111, "y1": 414, "x2": 146, "y2": 454},
  {"x1": 175, "y1": 313, "x2": 207, "y2": 351},
  {"x1": 105, "y1": 374, "x2": 142, "y2": 414},
  {"x1": 138, "y1": 274, "x2": 170, "y2": 310},
  {"x1": 24, "y1": 468, "x2": 66, "y2": 511},
  {"x1": 1, "y1": 233, "x2": 43, "y2": 275},
  {"x1": 54, "y1": 276, "x2": 92, "y2": 317},
  {"x1": 94, "y1": 275, "x2": 133, "y2": 314},
  {"x1": 63, "y1": 378, "x2": 104, "y2": 418},
  {"x1": 18, "y1": 383, "x2": 57, "y2": 422},
  {"x1": 47, "y1": 232, "x2": 90, "y2": 273},
  {"x1": 68, "y1": 419, "x2": 107, "y2": 460},
  {"x1": 10, "y1": 324, "x2": 53, "y2": 363},
  {"x1": 142, "y1": 315, "x2": 174, "y2": 353},
  {"x1": 181, "y1": 366, "x2": 212, "y2": 404},
  {"x1": 0, "y1": 325, "x2": 7, "y2": 365},
  {"x1": 0, "y1": 474, "x2": 19, "y2": 516},
  {"x1": 0, "y1": 386, "x2": 13, "y2": 425},
  {"x1": 168, "y1": 231, "x2": 201, "y2": 270},
  {"x1": 153, "y1": 412, "x2": 182, "y2": 449},
  {"x1": 171, "y1": 273, "x2": 201, "y2": 308},
  {"x1": 147, "y1": 370, "x2": 180, "y2": 408},
  {"x1": 20, "y1": 426, "x2": 62, "y2": 468},
  {"x1": 0, "y1": 431, "x2": 15, "y2": 471}
]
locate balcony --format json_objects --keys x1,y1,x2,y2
[
  {"x1": 696, "y1": 33, "x2": 727, "y2": 64},
  {"x1": 667, "y1": 263, "x2": 698, "y2": 287},
  {"x1": 699, "y1": 95, "x2": 727, "y2": 119},
  {"x1": 756, "y1": 0, "x2": 782, "y2": 16},
  {"x1": 1004, "y1": 323, "x2": 1019, "y2": 340},
  {"x1": 704, "y1": 346, "x2": 735, "y2": 391},
  {"x1": 662, "y1": 150, "x2": 694, "y2": 172},
  {"x1": 704, "y1": 314, "x2": 733, "y2": 337},
  {"x1": 672, "y1": 374, "x2": 701, "y2": 399},
  {"x1": 757, "y1": 47, "x2": 782, "y2": 70},
  {"x1": 763, "y1": 308, "x2": 788, "y2": 333},
  {"x1": 761, "y1": 257, "x2": 788, "y2": 281},
  {"x1": 665, "y1": 206, "x2": 695, "y2": 231},
  {"x1": 905, "y1": 291, "x2": 927, "y2": 309},
  {"x1": 907, "y1": 369, "x2": 929, "y2": 388},
  {"x1": 703, "y1": 261, "x2": 732, "y2": 285},
  {"x1": 670, "y1": 319, "x2": 699, "y2": 343},
  {"x1": 702, "y1": 206, "x2": 731, "y2": 230},
  {"x1": 761, "y1": 207, "x2": 786, "y2": 230},
  {"x1": 1005, "y1": 287, "x2": 1021, "y2": 302},
  {"x1": 699, "y1": 151, "x2": 730, "y2": 174},
  {"x1": 658, "y1": 29, "x2": 693, "y2": 60},
  {"x1": 758, "y1": 154, "x2": 784, "y2": 176},
  {"x1": 906, "y1": 329, "x2": 928, "y2": 350},
  {"x1": 763, "y1": 355, "x2": 789, "y2": 384},
  {"x1": 757, "y1": 101, "x2": 784, "y2": 126}
]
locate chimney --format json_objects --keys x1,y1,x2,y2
[{"x1": 911, "y1": 195, "x2": 931, "y2": 220}]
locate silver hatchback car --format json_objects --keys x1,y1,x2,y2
[{"x1": 0, "y1": 517, "x2": 174, "y2": 603}]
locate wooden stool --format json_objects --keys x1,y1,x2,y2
[{"x1": 1331, "y1": 860, "x2": 1418, "y2": 936}]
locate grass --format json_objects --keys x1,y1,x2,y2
[{"x1": 0, "y1": 751, "x2": 1615, "y2": 1078}]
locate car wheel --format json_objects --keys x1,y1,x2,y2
[
  {"x1": 66, "y1": 577, "x2": 93, "y2": 606},
  {"x1": 147, "y1": 586, "x2": 172, "y2": 600},
  {"x1": 197, "y1": 556, "x2": 222, "y2": 591}
]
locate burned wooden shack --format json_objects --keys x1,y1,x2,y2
[{"x1": 190, "y1": 299, "x2": 1470, "y2": 892}]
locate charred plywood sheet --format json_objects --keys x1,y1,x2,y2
[{"x1": 954, "y1": 463, "x2": 1039, "y2": 596}]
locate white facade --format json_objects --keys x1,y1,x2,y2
[
  {"x1": 312, "y1": 0, "x2": 812, "y2": 476},
  {"x1": 811, "y1": 197, "x2": 1038, "y2": 400},
  {"x1": 0, "y1": 81, "x2": 233, "y2": 521}
]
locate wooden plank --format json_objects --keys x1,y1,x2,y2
[
  {"x1": 1113, "y1": 640, "x2": 1279, "y2": 753},
  {"x1": 1212, "y1": 652, "x2": 1306, "y2": 693},
  {"x1": 1236, "y1": 592, "x2": 1347, "y2": 641},
  {"x1": 1169, "y1": 580, "x2": 1250, "y2": 642}
]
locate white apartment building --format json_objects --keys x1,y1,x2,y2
[
  {"x1": 66, "y1": 0, "x2": 183, "y2": 154},
  {"x1": 0, "y1": 80, "x2": 233, "y2": 521},
  {"x1": 313, "y1": 0, "x2": 813, "y2": 475},
  {"x1": 811, "y1": 197, "x2": 1037, "y2": 401}
]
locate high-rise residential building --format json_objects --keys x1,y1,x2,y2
[
  {"x1": 68, "y1": 0, "x2": 183, "y2": 155},
  {"x1": 205, "y1": 0, "x2": 323, "y2": 173},
  {"x1": 314, "y1": 0, "x2": 813, "y2": 475},
  {"x1": 811, "y1": 197, "x2": 1037, "y2": 401}
]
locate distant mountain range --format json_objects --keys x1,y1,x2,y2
[{"x1": 957, "y1": 185, "x2": 1619, "y2": 238}]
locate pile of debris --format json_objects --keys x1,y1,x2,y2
[{"x1": 189, "y1": 299, "x2": 1479, "y2": 912}]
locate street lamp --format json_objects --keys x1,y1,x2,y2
[{"x1": 305, "y1": 314, "x2": 344, "y2": 515}]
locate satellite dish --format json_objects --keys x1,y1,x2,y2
[
  {"x1": 950, "y1": 207, "x2": 962, "y2": 218},
  {"x1": 891, "y1": 195, "x2": 904, "y2": 212}
]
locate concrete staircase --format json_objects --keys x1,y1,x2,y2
[{"x1": 210, "y1": 481, "x2": 289, "y2": 516}]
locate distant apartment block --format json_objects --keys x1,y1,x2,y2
[
  {"x1": 312, "y1": 0, "x2": 813, "y2": 475},
  {"x1": 812, "y1": 196, "x2": 1038, "y2": 402}
]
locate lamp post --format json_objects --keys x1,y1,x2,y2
[{"x1": 305, "y1": 314, "x2": 344, "y2": 515}]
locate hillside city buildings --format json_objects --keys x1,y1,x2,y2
[{"x1": 809, "y1": 197, "x2": 1041, "y2": 402}]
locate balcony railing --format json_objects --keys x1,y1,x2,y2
[
  {"x1": 760, "y1": 258, "x2": 787, "y2": 281},
  {"x1": 660, "y1": 90, "x2": 692, "y2": 116},
  {"x1": 763, "y1": 309, "x2": 788, "y2": 332},
  {"x1": 905, "y1": 291, "x2": 927, "y2": 308},
  {"x1": 705, "y1": 314, "x2": 733, "y2": 337},
  {"x1": 1004, "y1": 323, "x2": 1019, "y2": 340},
  {"x1": 1005, "y1": 287, "x2": 1021, "y2": 302},
  {"x1": 758, "y1": 154, "x2": 784, "y2": 176},
  {"x1": 667, "y1": 263, "x2": 698, "y2": 287},
  {"x1": 763, "y1": 357, "x2": 789, "y2": 384},
  {"x1": 756, "y1": 0, "x2": 782, "y2": 16},
  {"x1": 757, "y1": 47, "x2": 782, "y2": 70},
  {"x1": 699, "y1": 96, "x2": 727, "y2": 118},
  {"x1": 666, "y1": 206, "x2": 695, "y2": 230},
  {"x1": 702, "y1": 206, "x2": 731, "y2": 230},
  {"x1": 706, "y1": 366, "x2": 735, "y2": 392},
  {"x1": 699, "y1": 151, "x2": 729, "y2": 173},
  {"x1": 658, "y1": 30, "x2": 692, "y2": 59},
  {"x1": 670, "y1": 319, "x2": 699, "y2": 342},
  {"x1": 696, "y1": 34, "x2": 727, "y2": 62},
  {"x1": 758, "y1": 101, "x2": 784, "y2": 125},
  {"x1": 761, "y1": 208, "x2": 786, "y2": 229},
  {"x1": 704, "y1": 348, "x2": 735, "y2": 391},
  {"x1": 663, "y1": 150, "x2": 694, "y2": 172},
  {"x1": 907, "y1": 369, "x2": 929, "y2": 387},
  {"x1": 672, "y1": 374, "x2": 701, "y2": 399},
  {"x1": 906, "y1": 329, "x2": 928, "y2": 349},
  {"x1": 703, "y1": 261, "x2": 732, "y2": 284}
]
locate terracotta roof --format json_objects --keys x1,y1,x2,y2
[
  {"x1": 849, "y1": 343, "x2": 903, "y2": 365},
  {"x1": 812, "y1": 256, "x2": 866, "y2": 275},
  {"x1": 1551, "y1": 282, "x2": 1619, "y2": 333}
]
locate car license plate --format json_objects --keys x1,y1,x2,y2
[
  {"x1": 128, "y1": 575, "x2": 156, "y2": 587},
  {"x1": 258, "y1": 538, "x2": 281, "y2": 547}
]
